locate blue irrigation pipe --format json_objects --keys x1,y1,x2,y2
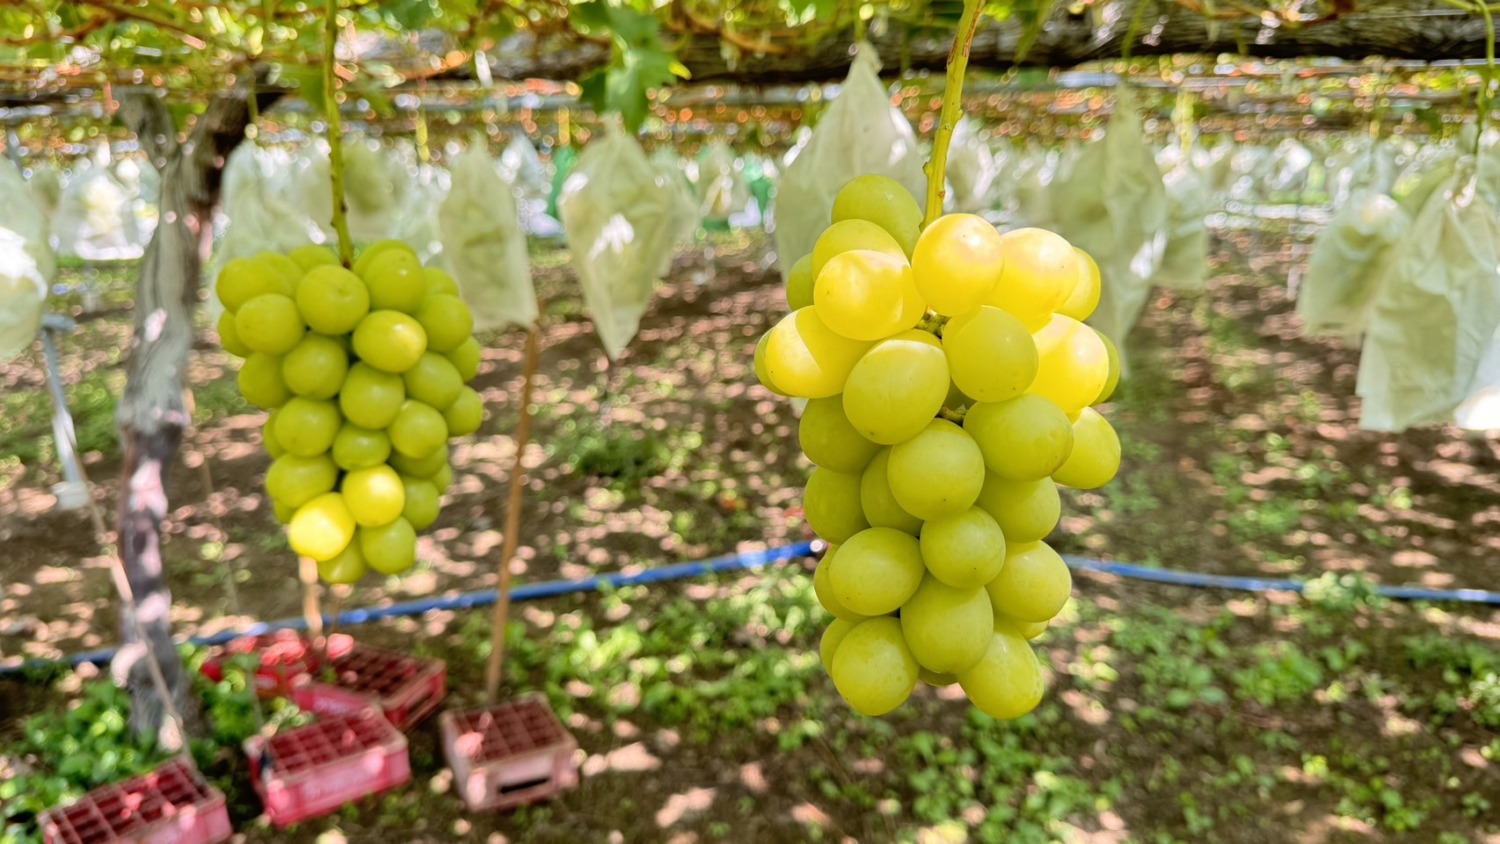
[
  {"x1": 8, "y1": 543, "x2": 1500, "y2": 677},
  {"x1": 1062, "y1": 556, "x2": 1500, "y2": 606},
  {"x1": 0, "y1": 541, "x2": 818, "y2": 676}
]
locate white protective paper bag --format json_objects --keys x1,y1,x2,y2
[{"x1": 558, "y1": 126, "x2": 696, "y2": 358}]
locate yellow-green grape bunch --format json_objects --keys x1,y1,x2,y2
[
  {"x1": 763, "y1": 175, "x2": 1122, "y2": 720},
  {"x1": 217, "y1": 240, "x2": 483, "y2": 585}
]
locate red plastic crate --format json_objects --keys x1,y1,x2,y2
[
  {"x1": 201, "y1": 633, "x2": 445, "y2": 730},
  {"x1": 39, "y1": 757, "x2": 231, "y2": 844},
  {"x1": 244, "y1": 708, "x2": 411, "y2": 827},
  {"x1": 439, "y1": 694, "x2": 580, "y2": 812},
  {"x1": 199, "y1": 630, "x2": 319, "y2": 697},
  {"x1": 290, "y1": 636, "x2": 446, "y2": 731}
]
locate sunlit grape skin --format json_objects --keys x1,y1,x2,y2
[
  {"x1": 1053, "y1": 407, "x2": 1122, "y2": 490},
  {"x1": 800, "y1": 396, "x2": 880, "y2": 474},
  {"x1": 986, "y1": 227, "x2": 1078, "y2": 329},
  {"x1": 828, "y1": 527, "x2": 925, "y2": 617},
  {"x1": 814, "y1": 250, "x2": 924, "y2": 341},
  {"x1": 803, "y1": 467, "x2": 869, "y2": 544},
  {"x1": 1028, "y1": 314, "x2": 1110, "y2": 415},
  {"x1": 900, "y1": 575, "x2": 993, "y2": 674},
  {"x1": 831, "y1": 175, "x2": 923, "y2": 257},
  {"x1": 842, "y1": 329, "x2": 949, "y2": 445},
  {"x1": 986, "y1": 540, "x2": 1072, "y2": 623},
  {"x1": 911, "y1": 213, "x2": 1005, "y2": 316},
  {"x1": 829, "y1": 617, "x2": 919, "y2": 717},
  {"x1": 958, "y1": 626, "x2": 1046, "y2": 721},
  {"x1": 941, "y1": 306, "x2": 1038, "y2": 402},
  {"x1": 964, "y1": 394, "x2": 1075, "y2": 481},
  {"x1": 763, "y1": 307, "x2": 872, "y2": 399},
  {"x1": 886, "y1": 419, "x2": 985, "y2": 521}
]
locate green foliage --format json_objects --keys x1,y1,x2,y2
[
  {"x1": 573, "y1": 1, "x2": 690, "y2": 132},
  {"x1": 546, "y1": 413, "x2": 675, "y2": 489},
  {"x1": 1229, "y1": 642, "x2": 1323, "y2": 707},
  {"x1": 0, "y1": 652, "x2": 305, "y2": 844},
  {"x1": 0, "y1": 368, "x2": 122, "y2": 472},
  {"x1": 0, "y1": 681, "x2": 160, "y2": 842},
  {"x1": 482, "y1": 571, "x2": 821, "y2": 733}
]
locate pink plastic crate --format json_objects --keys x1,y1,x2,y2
[
  {"x1": 39, "y1": 757, "x2": 231, "y2": 844},
  {"x1": 201, "y1": 633, "x2": 445, "y2": 730},
  {"x1": 439, "y1": 694, "x2": 579, "y2": 812},
  {"x1": 199, "y1": 630, "x2": 319, "y2": 697},
  {"x1": 290, "y1": 636, "x2": 446, "y2": 731},
  {"x1": 244, "y1": 709, "x2": 411, "y2": 827}
]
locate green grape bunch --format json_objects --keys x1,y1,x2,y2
[
  {"x1": 759, "y1": 175, "x2": 1123, "y2": 719},
  {"x1": 218, "y1": 240, "x2": 484, "y2": 584}
]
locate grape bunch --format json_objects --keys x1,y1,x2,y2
[
  {"x1": 756, "y1": 175, "x2": 1122, "y2": 719},
  {"x1": 216, "y1": 240, "x2": 483, "y2": 584}
]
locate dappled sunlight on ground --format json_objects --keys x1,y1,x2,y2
[{"x1": 1, "y1": 232, "x2": 1499, "y2": 841}]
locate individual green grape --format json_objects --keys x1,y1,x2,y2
[
  {"x1": 899, "y1": 575, "x2": 993, "y2": 674},
  {"x1": 803, "y1": 467, "x2": 869, "y2": 544},
  {"x1": 911, "y1": 213, "x2": 1004, "y2": 316},
  {"x1": 786, "y1": 254, "x2": 815, "y2": 311},
  {"x1": 828, "y1": 527, "x2": 925, "y2": 616},
  {"x1": 919, "y1": 667, "x2": 958, "y2": 686},
  {"x1": 820, "y1": 617, "x2": 858, "y2": 669},
  {"x1": 974, "y1": 473, "x2": 1060, "y2": 544},
  {"x1": 985, "y1": 540, "x2": 1071, "y2": 623},
  {"x1": 1093, "y1": 329, "x2": 1121, "y2": 405},
  {"x1": 831, "y1": 174, "x2": 923, "y2": 257},
  {"x1": 859, "y1": 449, "x2": 923, "y2": 535},
  {"x1": 984, "y1": 227, "x2": 1078, "y2": 330},
  {"x1": 266, "y1": 453, "x2": 339, "y2": 510},
  {"x1": 843, "y1": 330, "x2": 948, "y2": 445},
  {"x1": 964, "y1": 395, "x2": 1074, "y2": 481},
  {"x1": 829, "y1": 617, "x2": 919, "y2": 717},
  {"x1": 957, "y1": 626, "x2": 1045, "y2": 720},
  {"x1": 886, "y1": 419, "x2": 985, "y2": 520},
  {"x1": 814, "y1": 250, "x2": 924, "y2": 341},
  {"x1": 813, "y1": 544, "x2": 866, "y2": 621},
  {"x1": 919, "y1": 506, "x2": 1006, "y2": 588},
  {"x1": 1057, "y1": 247, "x2": 1101, "y2": 322},
  {"x1": 799, "y1": 396, "x2": 880, "y2": 474},
  {"x1": 1027, "y1": 314, "x2": 1110, "y2": 415},
  {"x1": 753, "y1": 333, "x2": 789, "y2": 397},
  {"x1": 810, "y1": 219, "x2": 906, "y2": 278},
  {"x1": 282, "y1": 333, "x2": 349, "y2": 400},
  {"x1": 941, "y1": 306, "x2": 1038, "y2": 402},
  {"x1": 1052, "y1": 407, "x2": 1121, "y2": 489},
  {"x1": 763, "y1": 308, "x2": 873, "y2": 399}
]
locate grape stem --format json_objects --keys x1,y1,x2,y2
[
  {"x1": 484, "y1": 323, "x2": 542, "y2": 705},
  {"x1": 921, "y1": 0, "x2": 983, "y2": 227},
  {"x1": 323, "y1": 0, "x2": 354, "y2": 267},
  {"x1": 938, "y1": 406, "x2": 968, "y2": 424}
]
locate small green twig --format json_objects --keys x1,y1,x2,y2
[{"x1": 921, "y1": 0, "x2": 982, "y2": 227}]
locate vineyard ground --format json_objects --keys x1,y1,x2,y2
[{"x1": 1, "y1": 229, "x2": 1499, "y2": 843}]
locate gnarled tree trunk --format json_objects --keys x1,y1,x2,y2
[
  {"x1": 111, "y1": 80, "x2": 275, "y2": 744},
  {"x1": 482, "y1": 0, "x2": 1491, "y2": 85}
]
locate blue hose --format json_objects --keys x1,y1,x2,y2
[
  {"x1": 0, "y1": 541, "x2": 818, "y2": 675},
  {"x1": 6, "y1": 542, "x2": 1500, "y2": 677},
  {"x1": 1062, "y1": 556, "x2": 1500, "y2": 606}
]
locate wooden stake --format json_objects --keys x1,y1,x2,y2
[
  {"x1": 484, "y1": 325, "x2": 542, "y2": 705},
  {"x1": 299, "y1": 556, "x2": 324, "y2": 643}
]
